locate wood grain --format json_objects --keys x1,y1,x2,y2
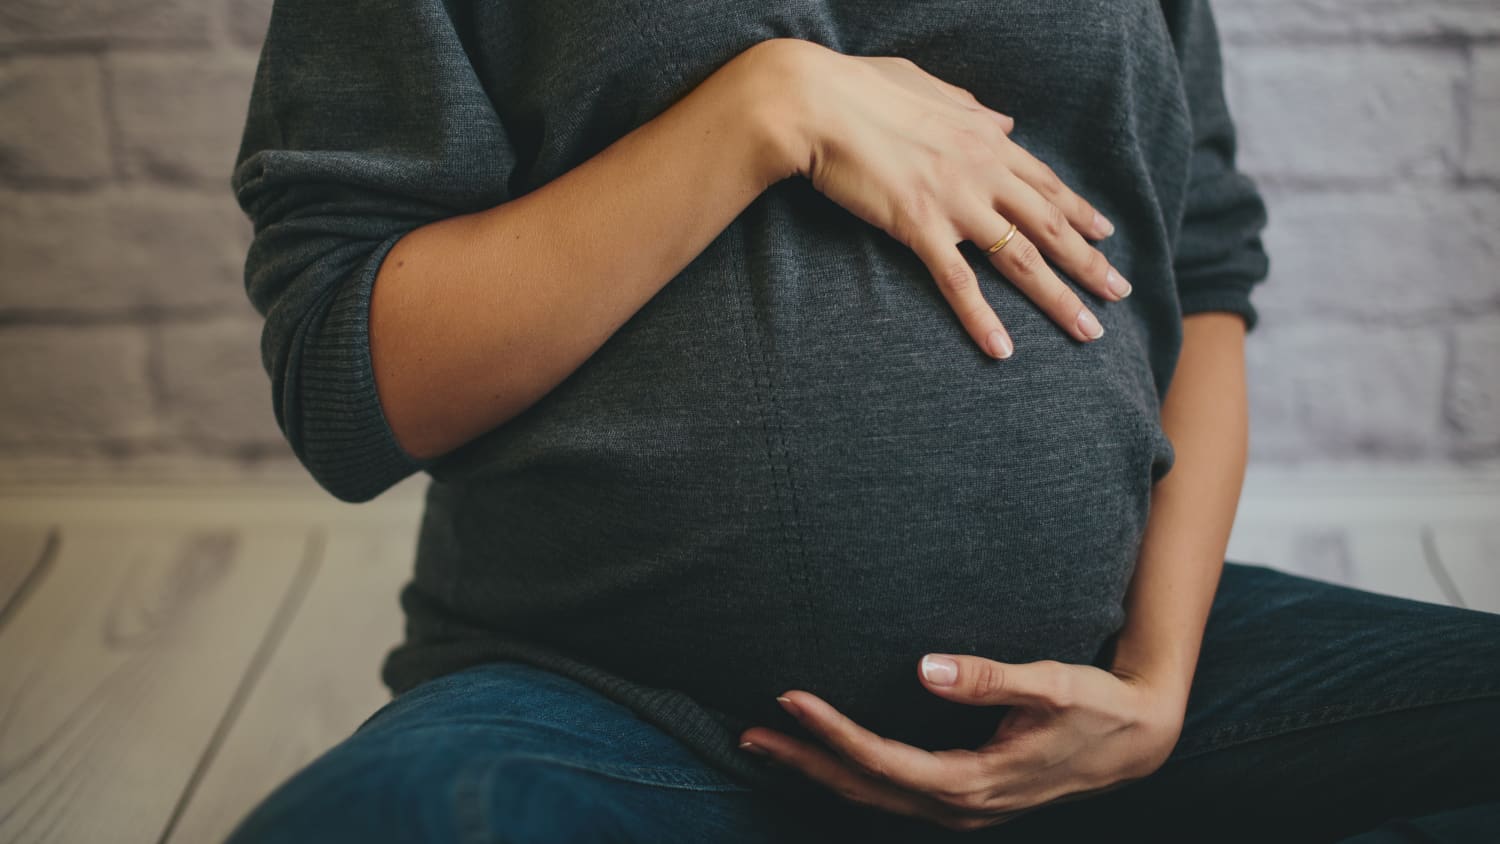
[
  {"x1": 0, "y1": 524, "x2": 53, "y2": 622},
  {"x1": 0, "y1": 524, "x2": 311, "y2": 844},
  {"x1": 1427, "y1": 526, "x2": 1500, "y2": 614},
  {"x1": 1226, "y1": 521, "x2": 1451, "y2": 605},
  {"x1": 165, "y1": 524, "x2": 417, "y2": 844}
]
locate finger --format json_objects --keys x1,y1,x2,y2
[
  {"x1": 923, "y1": 76, "x2": 1015, "y2": 134},
  {"x1": 740, "y1": 728, "x2": 945, "y2": 819},
  {"x1": 990, "y1": 165, "x2": 1131, "y2": 304},
  {"x1": 968, "y1": 210, "x2": 1105, "y2": 343},
  {"x1": 1003, "y1": 143, "x2": 1116, "y2": 242},
  {"x1": 919, "y1": 655, "x2": 1076, "y2": 709},
  {"x1": 908, "y1": 225, "x2": 1014, "y2": 359},
  {"x1": 774, "y1": 691, "x2": 990, "y2": 797}
]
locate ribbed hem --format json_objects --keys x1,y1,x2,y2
[
  {"x1": 1178, "y1": 284, "x2": 1259, "y2": 333},
  {"x1": 296, "y1": 231, "x2": 439, "y2": 502},
  {"x1": 381, "y1": 637, "x2": 833, "y2": 804}
]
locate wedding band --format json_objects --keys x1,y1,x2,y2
[{"x1": 986, "y1": 222, "x2": 1019, "y2": 254}]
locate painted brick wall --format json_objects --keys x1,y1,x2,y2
[{"x1": 0, "y1": 0, "x2": 1496, "y2": 483}]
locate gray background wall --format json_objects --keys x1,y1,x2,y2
[{"x1": 0, "y1": 0, "x2": 1496, "y2": 485}]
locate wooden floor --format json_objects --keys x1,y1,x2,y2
[{"x1": 0, "y1": 469, "x2": 1496, "y2": 844}]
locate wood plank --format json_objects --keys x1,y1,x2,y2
[
  {"x1": 1342, "y1": 525, "x2": 1451, "y2": 606},
  {"x1": 1226, "y1": 522, "x2": 1449, "y2": 605},
  {"x1": 1225, "y1": 521, "x2": 1332, "y2": 582},
  {"x1": 1234, "y1": 467, "x2": 1500, "y2": 524},
  {"x1": 165, "y1": 524, "x2": 417, "y2": 844},
  {"x1": 0, "y1": 524, "x2": 312, "y2": 844},
  {"x1": 0, "y1": 525, "x2": 53, "y2": 621},
  {"x1": 1427, "y1": 526, "x2": 1500, "y2": 614}
]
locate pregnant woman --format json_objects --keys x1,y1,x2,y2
[{"x1": 226, "y1": 0, "x2": 1500, "y2": 841}]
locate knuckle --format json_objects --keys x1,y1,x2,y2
[
  {"x1": 969, "y1": 659, "x2": 1007, "y2": 698},
  {"x1": 937, "y1": 261, "x2": 976, "y2": 295},
  {"x1": 930, "y1": 148, "x2": 964, "y2": 184},
  {"x1": 952, "y1": 126, "x2": 989, "y2": 161},
  {"x1": 1004, "y1": 237, "x2": 1044, "y2": 277},
  {"x1": 1041, "y1": 200, "x2": 1068, "y2": 242},
  {"x1": 900, "y1": 190, "x2": 935, "y2": 228},
  {"x1": 893, "y1": 193, "x2": 934, "y2": 246},
  {"x1": 977, "y1": 116, "x2": 1008, "y2": 148},
  {"x1": 948, "y1": 789, "x2": 987, "y2": 813},
  {"x1": 1041, "y1": 660, "x2": 1075, "y2": 708}
]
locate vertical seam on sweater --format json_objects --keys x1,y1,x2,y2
[
  {"x1": 621, "y1": 2, "x2": 827, "y2": 678},
  {"x1": 722, "y1": 228, "x2": 825, "y2": 688}
]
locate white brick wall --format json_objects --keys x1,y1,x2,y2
[{"x1": 0, "y1": 0, "x2": 1496, "y2": 482}]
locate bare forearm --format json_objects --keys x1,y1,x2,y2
[
  {"x1": 369, "y1": 40, "x2": 808, "y2": 460},
  {"x1": 1109, "y1": 312, "x2": 1249, "y2": 710}
]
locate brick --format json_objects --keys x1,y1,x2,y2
[
  {"x1": 108, "y1": 52, "x2": 260, "y2": 185},
  {"x1": 0, "y1": 325, "x2": 155, "y2": 442},
  {"x1": 1465, "y1": 48, "x2": 1500, "y2": 179},
  {"x1": 157, "y1": 316, "x2": 284, "y2": 445},
  {"x1": 227, "y1": 0, "x2": 273, "y2": 48},
  {"x1": 1215, "y1": 0, "x2": 1500, "y2": 41},
  {"x1": 1446, "y1": 320, "x2": 1500, "y2": 451},
  {"x1": 0, "y1": 187, "x2": 254, "y2": 314},
  {"x1": 1246, "y1": 322, "x2": 1447, "y2": 460},
  {"x1": 1223, "y1": 45, "x2": 1463, "y2": 182},
  {"x1": 0, "y1": 55, "x2": 112, "y2": 185},
  {"x1": 1249, "y1": 188, "x2": 1500, "y2": 321},
  {"x1": 0, "y1": 0, "x2": 210, "y2": 47}
]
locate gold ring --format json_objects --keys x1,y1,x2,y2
[{"x1": 986, "y1": 222, "x2": 1019, "y2": 254}]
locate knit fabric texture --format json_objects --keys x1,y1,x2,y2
[{"x1": 231, "y1": 0, "x2": 1270, "y2": 798}]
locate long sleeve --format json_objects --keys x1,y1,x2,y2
[
  {"x1": 230, "y1": 0, "x2": 518, "y2": 502},
  {"x1": 1159, "y1": 0, "x2": 1271, "y2": 332}
]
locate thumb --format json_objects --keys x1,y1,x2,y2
[{"x1": 918, "y1": 654, "x2": 1070, "y2": 708}]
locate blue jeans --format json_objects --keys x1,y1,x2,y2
[{"x1": 226, "y1": 561, "x2": 1500, "y2": 843}]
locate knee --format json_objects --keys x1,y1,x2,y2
[
  {"x1": 226, "y1": 733, "x2": 524, "y2": 844},
  {"x1": 225, "y1": 743, "x2": 649, "y2": 844}
]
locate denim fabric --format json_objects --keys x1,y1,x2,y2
[{"x1": 226, "y1": 561, "x2": 1500, "y2": 843}]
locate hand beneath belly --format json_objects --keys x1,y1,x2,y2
[{"x1": 736, "y1": 654, "x2": 1186, "y2": 832}]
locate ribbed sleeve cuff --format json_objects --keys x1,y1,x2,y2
[
  {"x1": 297, "y1": 231, "x2": 438, "y2": 502},
  {"x1": 1178, "y1": 283, "x2": 1260, "y2": 333}
]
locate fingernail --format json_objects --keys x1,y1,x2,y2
[
  {"x1": 776, "y1": 695, "x2": 801, "y2": 718},
  {"x1": 1077, "y1": 308, "x2": 1104, "y2": 340},
  {"x1": 987, "y1": 329, "x2": 1013, "y2": 359},
  {"x1": 739, "y1": 740, "x2": 770, "y2": 756},
  {"x1": 921, "y1": 654, "x2": 958, "y2": 686},
  {"x1": 1106, "y1": 268, "x2": 1132, "y2": 298},
  {"x1": 1093, "y1": 211, "x2": 1115, "y2": 238}
]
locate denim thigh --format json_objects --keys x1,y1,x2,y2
[
  {"x1": 223, "y1": 660, "x2": 850, "y2": 844},
  {"x1": 226, "y1": 561, "x2": 1500, "y2": 843},
  {"x1": 853, "y1": 560, "x2": 1500, "y2": 843}
]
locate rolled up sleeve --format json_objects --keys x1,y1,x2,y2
[
  {"x1": 1161, "y1": 0, "x2": 1272, "y2": 332},
  {"x1": 230, "y1": 0, "x2": 518, "y2": 502}
]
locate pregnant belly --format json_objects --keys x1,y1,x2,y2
[{"x1": 422, "y1": 228, "x2": 1175, "y2": 752}]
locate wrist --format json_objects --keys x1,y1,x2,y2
[
  {"x1": 728, "y1": 37, "x2": 821, "y2": 188},
  {"x1": 1112, "y1": 654, "x2": 1193, "y2": 714}
]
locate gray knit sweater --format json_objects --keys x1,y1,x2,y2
[{"x1": 231, "y1": 0, "x2": 1269, "y2": 799}]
